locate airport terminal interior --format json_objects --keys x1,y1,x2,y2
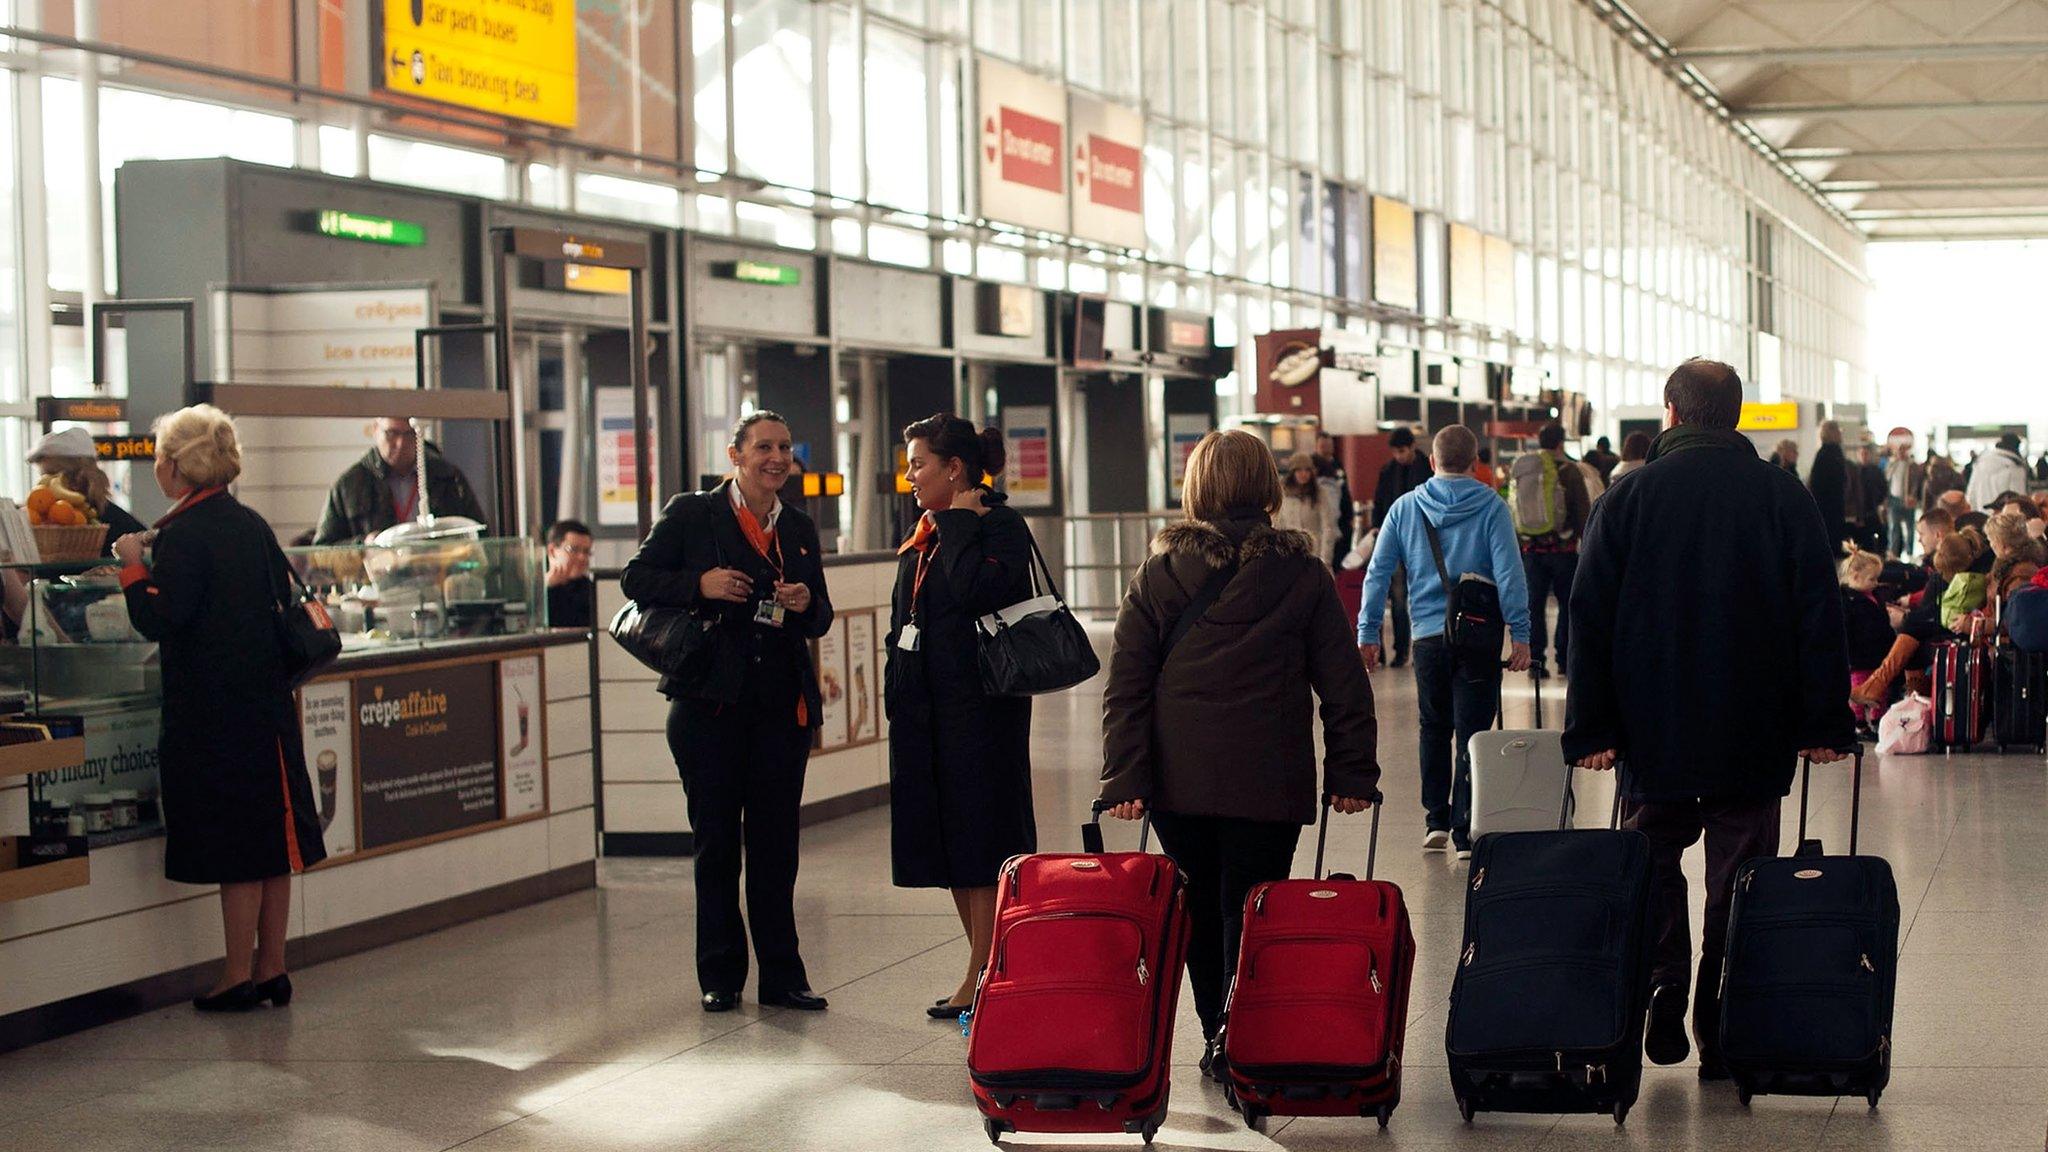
[{"x1": 0, "y1": 1, "x2": 2043, "y2": 1149}]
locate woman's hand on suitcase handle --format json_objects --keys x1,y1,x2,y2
[
  {"x1": 1104, "y1": 799, "x2": 1146, "y2": 821},
  {"x1": 1329, "y1": 794, "x2": 1374, "y2": 815},
  {"x1": 1577, "y1": 748, "x2": 1619, "y2": 771},
  {"x1": 1802, "y1": 746, "x2": 1849, "y2": 764}
]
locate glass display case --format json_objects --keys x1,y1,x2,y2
[{"x1": 284, "y1": 535, "x2": 550, "y2": 654}]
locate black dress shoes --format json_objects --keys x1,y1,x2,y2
[
  {"x1": 253, "y1": 974, "x2": 293, "y2": 1007},
  {"x1": 760, "y1": 989, "x2": 829, "y2": 1011},
  {"x1": 701, "y1": 991, "x2": 740, "y2": 1013},
  {"x1": 926, "y1": 1001, "x2": 971, "y2": 1020},
  {"x1": 1644, "y1": 984, "x2": 1691, "y2": 1066},
  {"x1": 192, "y1": 983, "x2": 260, "y2": 1013}
]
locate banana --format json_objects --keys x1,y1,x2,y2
[{"x1": 46, "y1": 478, "x2": 87, "y2": 509}]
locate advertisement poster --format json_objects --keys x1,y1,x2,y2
[
  {"x1": 298, "y1": 679, "x2": 358, "y2": 859},
  {"x1": 1448, "y1": 223, "x2": 1487, "y2": 326},
  {"x1": 356, "y1": 662, "x2": 500, "y2": 850},
  {"x1": 1254, "y1": 328, "x2": 1322, "y2": 415},
  {"x1": 846, "y1": 611, "x2": 878, "y2": 745},
  {"x1": 1167, "y1": 414, "x2": 1210, "y2": 502},
  {"x1": 595, "y1": 387, "x2": 639, "y2": 527},
  {"x1": 498, "y1": 655, "x2": 545, "y2": 819},
  {"x1": 1069, "y1": 93, "x2": 1145, "y2": 249},
  {"x1": 1002, "y1": 405, "x2": 1054, "y2": 509},
  {"x1": 977, "y1": 57, "x2": 1069, "y2": 234},
  {"x1": 37, "y1": 705, "x2": 162, "y2": 827},
  {"x1": 1372, "y1": 197, "x2": 1419, "y2": 313},
  {"x1": 1484, "y1": 234, "x2": 1518, "y2": 332},
  {"x1": 814, "y1": 619, "x2": 850, "y2": 752}
]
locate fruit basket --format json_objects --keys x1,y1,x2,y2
[{"x1": 31, "y1": 523, "x2": 109, "y2": 562}]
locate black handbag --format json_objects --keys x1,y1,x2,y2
[
  {"x1": 271, "y1": 552, "x2": 342, "y2": 687},
  {"x1": 608, "y1": 525, "x2": 726, "y2": 682},
  {"x1": 974, "y1": 530, "x2": 1100, "y2": 696},
  {"x1": 1420, "y1": 514, "x2": 1506, "y2": 667}
]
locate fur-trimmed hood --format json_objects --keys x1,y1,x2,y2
[{"x1": 1152, "y1": 518, "x2": 1315, "y2": 570}]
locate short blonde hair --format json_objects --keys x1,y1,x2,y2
[
  {"x1": 1838, "y1": 549, "x2": 1882, "y2": 592},
  {"x1": 1986, "y1": 510, "x2": 2030, "y2": 555},
  {"x1": 1183, "y1": 430, "x2": 1281, "y2": 521},
  {"x1": 153, "y1": 404, "x2": 242, "y2": 488}
]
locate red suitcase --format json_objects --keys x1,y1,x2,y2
[
  {"x1": 968, "y1": 804, "x2": 1189, "y2": 1145},
  {"x1": 1931, "y1": 638, "x2": 1990, "y2": 751},
  {"x1": 1222, "y1": 796, "x2": 1414, "y2": 1130}
]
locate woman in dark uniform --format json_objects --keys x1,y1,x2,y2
[
  {"x1": 887, "y1": 413, "x2": 1037, "y2": 1020},
  {"x1": 620, "y1": 411, "x2": 834, "y2": 1014},
  {"x1": 113, "y1": 404, "x2": 327, "y2": 1012}
]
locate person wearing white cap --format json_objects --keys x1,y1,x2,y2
[{"x1": 27, "y1": 426, "x2": 147, "y2": 548}]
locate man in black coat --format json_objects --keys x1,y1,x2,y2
[
  {"x1": 1370, "y1": 426, "x2": 1433, "y2": 665},
  {"x1": 1563, "y1": 358, "x2": 1855, "y2": 1084},
  {"x1": 314, "y1": 418, "x2": 489, "y2": 544},
  {"x1": 1807, "y1": 420, "x2": 1850, "y2": 555}
]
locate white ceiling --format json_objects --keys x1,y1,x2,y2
[{"x1": 1618, "y1": 0, "x2": 2048, "y2": 240}]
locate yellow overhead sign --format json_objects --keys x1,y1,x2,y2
[
  {"x1": 1738, "y1": 402, "x2": 1801, "y2": 431},
  {"x1": 380, "y1": 0, "x2": 578, "y2": 129}
]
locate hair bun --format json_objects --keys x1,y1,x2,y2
[{"x1": 977, "y1": 427, "x2": 1007, "y2": 477}]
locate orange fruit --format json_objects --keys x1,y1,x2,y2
[
  {"x1": 47, "y1": 500, "x2": 82, "y2": 526},
  {"x1": 24, "y1": 487, "x2": 55, "y2": 518}
]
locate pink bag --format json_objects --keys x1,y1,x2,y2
[{"x1": 1876, "y1": 692, "x2": 1932, "y2": 756}]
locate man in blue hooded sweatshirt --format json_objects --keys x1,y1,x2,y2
[{"x1": 1358, "y1": 425, "x2": 1532, "y2": 859}]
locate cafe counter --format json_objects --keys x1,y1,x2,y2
[{"x1": 0, "y1": 539, "x2": 600, "y2": 1050}]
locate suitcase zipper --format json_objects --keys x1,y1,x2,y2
[{"x1": 1471, "y1": 868, "x2": 1485, "y2": 891}]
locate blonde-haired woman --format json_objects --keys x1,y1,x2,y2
[
  {"x1": 1099, "y1": 428, "x2": 1380, "y2": 1075},
  {"x1": 26, "y1": 426, "x2": 147, "y2": 546},
  {"x1": 114, "y1": 405, "x2": 327, "y2": 1012}
]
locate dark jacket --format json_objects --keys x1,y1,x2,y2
[
  {"x1": 120, "y1": 490, "x2": 327, "y2": 884},
  {"x1": 1563, "y1": 426, "x2": 1855, "y2": 803},
  {"x1": 1841, "y1": 588, "x2": 1894, "y2": 671},
  {"x1": 1372, "y1": 454, "x2": 1433, "y2": 529},
  {"x1": 1099, "y1": 516, "x2": 1379, "y2": 825},
  {"x1": 313, "y1": 445, "x2": 489, "y2": 545},
  {"x1": 1856, "y1": 462, "x2": 1886, "y2": 526},
  {"x1": 1808, "y1": 442, "x2": 1849, "y2": 548},
  {"x1": 547, "y1": 577, "x2": 596, "y2": 629},
  {"x1": 618, "y1": 483, "x2": 833, "y2": 719},
  {"x1": 97, "y1": 500, "x2": 146, "y2": 550},
  {"x1": 885, "y1": 492, "x2": 1038, "y2": 888}
]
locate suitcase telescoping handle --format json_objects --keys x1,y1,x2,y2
[
  {"x1": 1795, "y1": 744, "x2": 1865, "y2": 856},
  {"x1": 1083, "y1": 799, "x2": 1152, "y2": 854},
  {"x1": 1558, "y1": 760, "x2": 1627, "y2": 831},
  {"x1": 1311, "y1": 790, "x2": 1388, "y2": 881},
  {"x1": 1492, "y1": 659, "x2": 1544, "y2": 730}
]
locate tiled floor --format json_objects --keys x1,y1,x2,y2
[{"x1": 4, "y1": 639, "x2": 2045, "y2": 1151}]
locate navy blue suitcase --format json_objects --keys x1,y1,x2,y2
[
  {"x1": 1719, "y1": 749, "x2": 1899, "y2": 1109},
  {"x1": 1446, "y1": 768, "x2": 1653, "y2": 1126}
]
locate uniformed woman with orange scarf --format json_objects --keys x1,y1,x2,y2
[
  {"x1": 886, "y1": 413, "x2": 1038, "y2": 1021},
  {"x1": 621, "y1": 411, "x2": 835, "y2": 1014}
]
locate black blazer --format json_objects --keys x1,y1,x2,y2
[{"x1": 620, "y1": 481, "x2": 834, "y2": 721}]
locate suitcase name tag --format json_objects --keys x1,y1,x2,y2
[
  {"x1": 1794, "y1": 869, "x2": 1823, "y2": 880},
  {"x1": 1309, "y1": 890, "x2": 1339, "y2": 899},
  {"x1": 1069, "y1": 860, "x2": 1101, "y2": 871}
]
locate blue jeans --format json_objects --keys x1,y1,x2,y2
[
  {"x1": 1412, "y1": 636, "x2": 1503, "y2": 849},
  {"x1": 1886, "y1": 496, "x2": 1913, "y2": 558}
]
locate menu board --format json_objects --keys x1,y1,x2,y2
[
  {"x1": 1002, "y1": 405, "x2": 1054, "y2": 509},
  {"x1": 595, "y1": 388, "x2": 640, "y2": 527},
  {"x1": 498, "y1": 655, "x2": 545, "y2": 819},
  {"x1": 846, "y1": 612, "x2": 880, "y2": 745},
  {"x1": 355, "y1": 661, "x2": 500, "y2": 850},
  {"x1": 299, "y1": 679, "x2": 358, "y2": 859}
]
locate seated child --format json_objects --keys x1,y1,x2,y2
[
  {"x1": 1840, "y1": 550, "x2": 1896, "y2": 737},
  {"x1": 1936, "y1": 533, "x2": 1988, "y2": 632}
]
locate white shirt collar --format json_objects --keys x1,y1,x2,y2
[{"x1": 730, "y1": 480, "x2": 782, "y2": 532}]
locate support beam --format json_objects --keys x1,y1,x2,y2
[
  {"x1": 1675, "y1": 40, "x2": 2048, "y2": 65},
  {"x1": 1821, "y1": 176, "x2": 2048, "y2": 193},
  {"x1": 1784, "y1": 144, "x2": 2048, "y2": 160},
  {"x1": 1847, "y1": 206, "x2": 2048, "y2": 220},
  {"x1": 1739, "y1": 98, "x2": 2048, "y2": 117}
]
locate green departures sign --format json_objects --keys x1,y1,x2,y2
[
  {"x1": 317, "y1": 210, "x2": 427, "y2": 247},
  {"x1": 715, "y1": 259, "x2": 802, "y2": 286}
]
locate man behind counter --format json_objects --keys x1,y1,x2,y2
[
  {"x1": 313, "y1": 417, "x2": 488, "y2": 544},
  {"x1": 545, "y1": 519, "x2": 597, "y2": 629}
]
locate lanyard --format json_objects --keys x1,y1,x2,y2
[
  {"x1": 734, "y1": 504, "x2": 785, "y2": 580},
  {"x1": 911, "y1": 545, "x2": 937, "y2": 614}
]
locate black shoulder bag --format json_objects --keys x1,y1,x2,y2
[
  {"x1": 269, "y1": 547, "x2": 342, "y2": 687},
  {"x1": 975, "y1": 529, "x2": 1101, "y2": 696},
  {"x1": 1419, "y1": 514, "x2": 1506, "y2": 667},
  {"x1": 608, "y1": 495, "x2": 727, "y2": 683},
  {"x1": 1160, "y1": 563, "x2": 1236, "y2": 664}
]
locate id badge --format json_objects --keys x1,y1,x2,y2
[
  {"x1": 897, "y1": 623, "x2": 922, "y2": 651},
  {"x1": 753, "y1": 599, "x2": 788, "y2": 629}
]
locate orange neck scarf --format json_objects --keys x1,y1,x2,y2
[{"x1": 898, "y1": 512, "x2": 938, "y2": 556}]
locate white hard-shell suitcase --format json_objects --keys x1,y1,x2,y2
[{"x1": 1466, "y1": 729, "x2": 1572, "y2": 839}]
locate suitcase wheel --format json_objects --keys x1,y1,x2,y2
[
  {"x1": 1240, "y1": 1105, "x2": 1264, "y2": 1133},
  {"x1": 982, "y1": 1118, "x2": 1004, "y2": 1145},
  {"x1": 1458, "y1": 1098, "x2": 1476, "y2": 1124},
  {"x1": 1612, "y1": 1101, "x2": 1628, "y2": 1126},
  {"x1": 1737, "y1": 1087, "x2": 1753, "y2": 1108},
  {"x1": 1375, "y1": 1104, "x2": 1393, "y2": 1129},
  {"x1": 1866, "y1": 1089, "x2": 1882, "y2": 1110}
]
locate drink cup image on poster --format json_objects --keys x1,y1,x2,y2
[
  {"x1": 356, "y1": 661, "x2": 500, "y2": 850},
  {"x1": 298, "y1": 679, "x2": 357, "y2": 859},
  {"x1": 846, "y1": 612, "x2": 878, "y2": 744},
  {"x1": 1002, "y1": 405, "x2": 1054, "y2": 509},
  {"x1": 815, "y1": 619, "x2": 850, "y2": 751},
  {"x1": 499, "y1": 655, "x2": 545, "y2": 819}
]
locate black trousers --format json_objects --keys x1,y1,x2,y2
[
  {"x1": 1387, "y1": 567, "x2": 1412, "y2": 656},
  {"x1": 1412, "y1": 636, "x2": 1501, "y2": 849},
  {"x1": 1522, "y1": 549, "x2": 1578, "y2": 669},
  {"x1": 1621, "y1": 794, "x2": 1781, "y2": 1061},
  {"x1": 668, "y1": 694, "x2": 814, "y2": 997},
  {"x1": 1149, "y1": 811, "x2": 1302, "y2": 1041}
]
